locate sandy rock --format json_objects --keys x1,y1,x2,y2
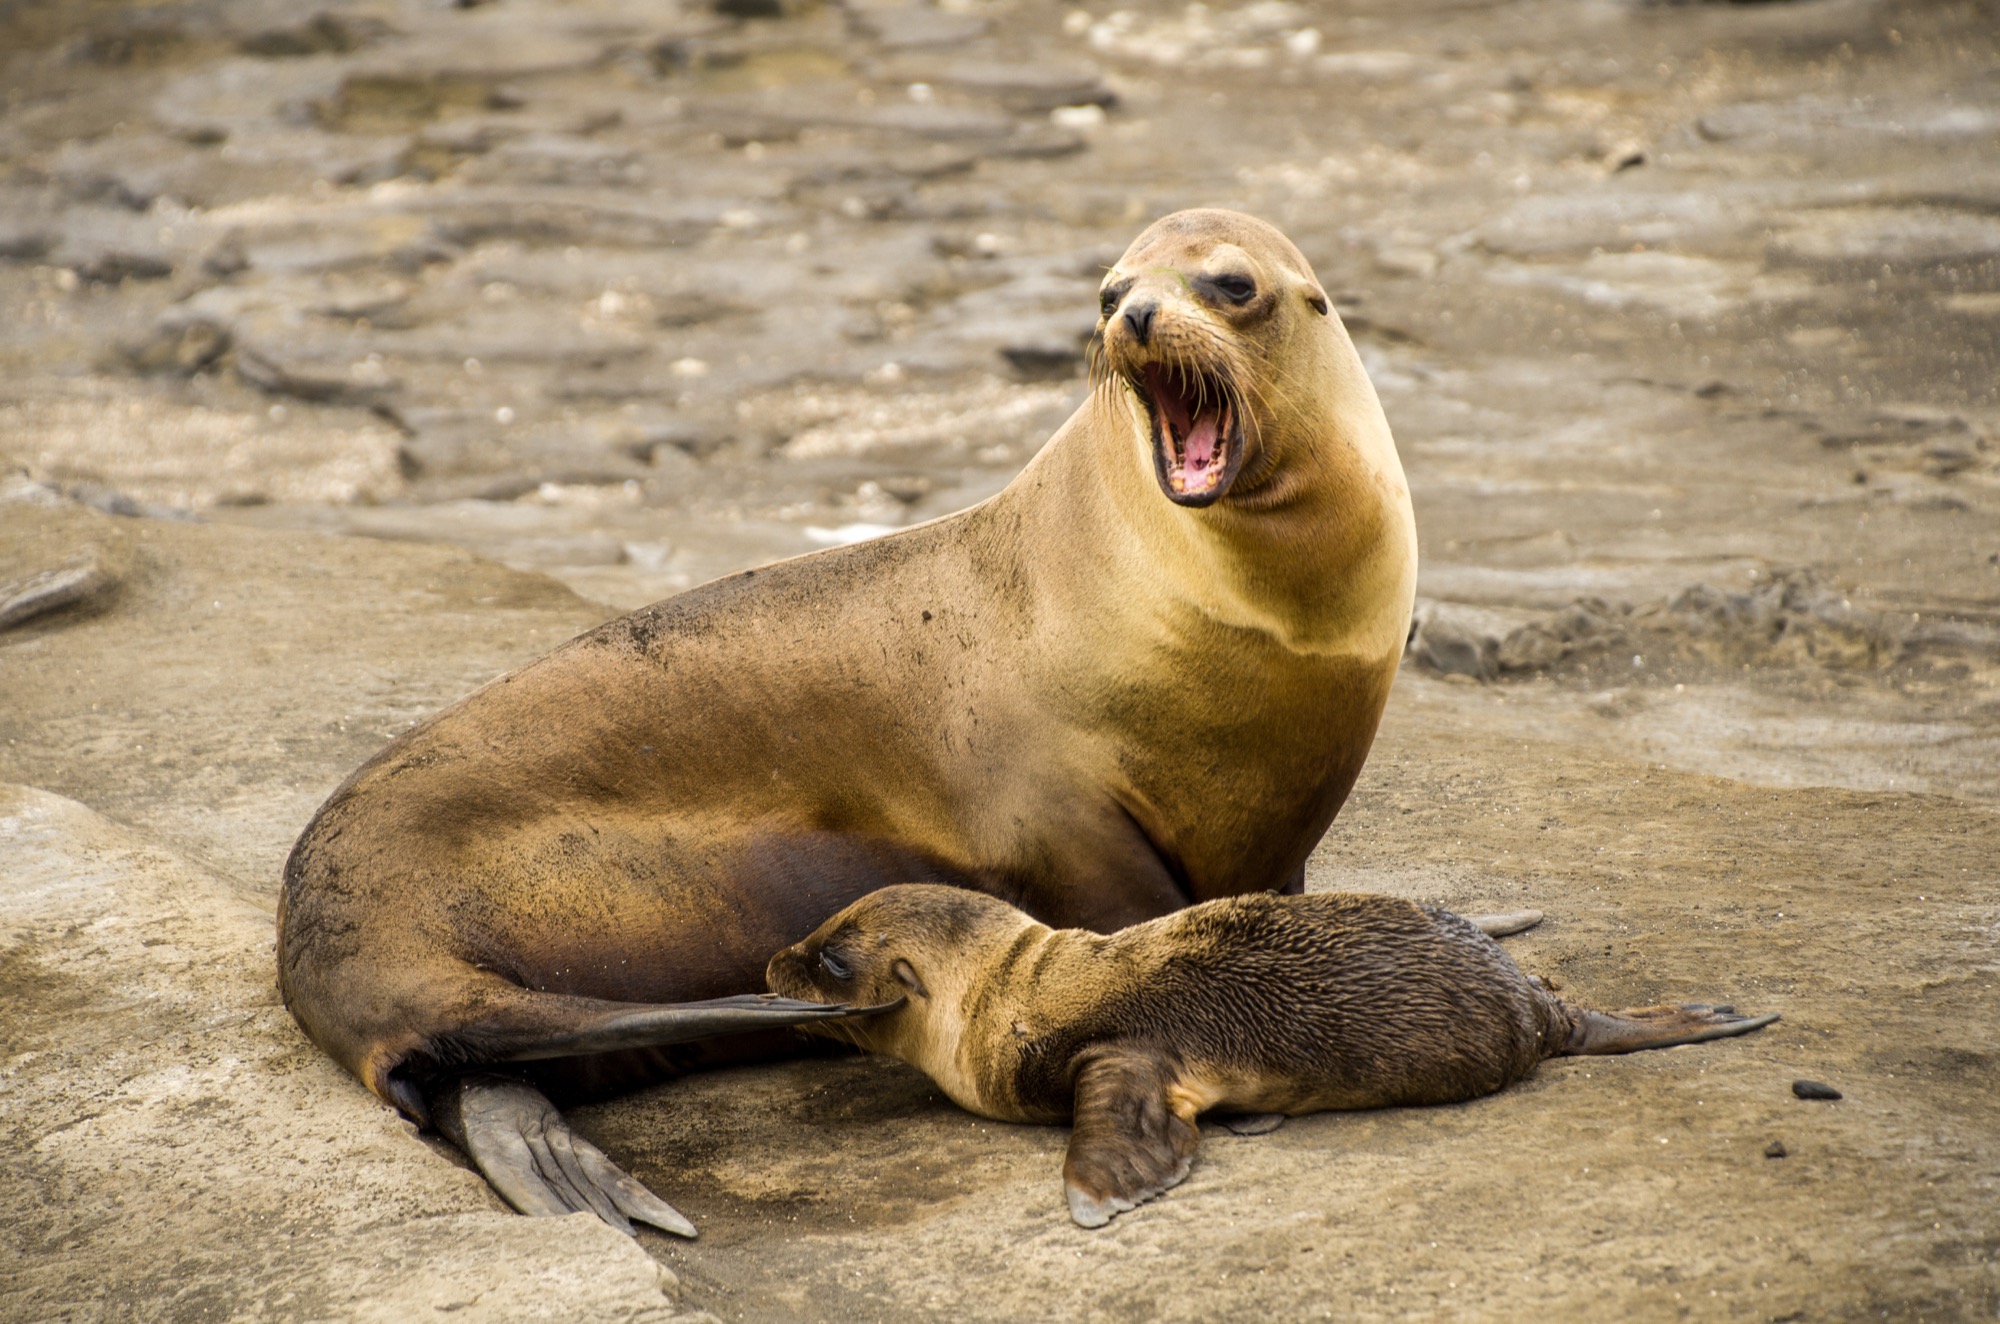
[{"x1": 0, "y1": 783, "x2": 690, "y2": 1324}]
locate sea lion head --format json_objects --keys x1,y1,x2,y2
[
  {"x1": 1094, "y1": 208, "x2": 1340, "y2": 508},
  {"x1": 765, "y1": 884, "x2": 1030, "y2": 1067}
]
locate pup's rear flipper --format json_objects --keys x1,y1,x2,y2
[
  {"x1": 1563, "y1": 1003, "x2": 1780, "y2": 1056},
  {"x1": 1468, "y1": 910, "x2": 1544, "y2": 938}
]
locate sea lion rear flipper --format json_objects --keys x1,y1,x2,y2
[
  {"x1": 1562, "y1": 1003, "x2": 1780, "y2": 1056},
  {"x1": 432, "y1": 1074, "x2": 699, "y2": 1238},
  {"x1": 1468, "y1": 910, "x2": 1544, "y2": 938},
  {"x1": 1211, "y1": 1111, "x2": 1285, "y2": 1136},
  {"x1": 1062, "y1": 1045, "x2": 1200, "y2": 1229}
]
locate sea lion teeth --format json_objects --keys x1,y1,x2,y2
[
  {"x1": 278, "y1": 208, "x2": 1416, "y2": 1235},
  {"x1": 767, "y1": 886, "x2": 1780, "y2": 1230}
]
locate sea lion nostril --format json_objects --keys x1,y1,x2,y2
[{"x1": 1123, "y1": 300, "x2": 1157, "y2": 346}]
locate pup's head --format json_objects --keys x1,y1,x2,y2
[{"x1": 765, "y1": 884, "x2": 1029, "y2": 1065}]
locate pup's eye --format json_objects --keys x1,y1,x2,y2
[
  {"x1": 819, "y1": 949, "x2": 852, "y2": 980},
  {"x1": 1099, "y1": 288, "x2": 1120, "y2": 317},
  {"x1": 1212, "y1": 274, "x2": 1256, "y2": 303}
]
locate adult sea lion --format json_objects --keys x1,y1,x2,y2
[
  {"x1": 276, "y1": 208, "x2": 1419, "y2": 1235},
  {"x1": 767, "y1": 886, "x2": 1780, "y2": 1228}
]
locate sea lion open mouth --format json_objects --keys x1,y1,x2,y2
[{"x1": 1134, "y1": 361, "x2": 1245, "y2": 507}]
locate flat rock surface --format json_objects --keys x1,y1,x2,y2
[{"x1": 2, "y1": 0, "x2": 1997, "y2": 1319}]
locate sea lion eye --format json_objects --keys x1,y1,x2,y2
[
  {"x1": 1099, "y1": 288, "x2": 1120, "y2": 317},
  {"x1": 819, "y1": 949, "x2": 852, "y2": 980},
  {"x1": 1210, "y1": 273, "x2": 1256, "y2": 304}
]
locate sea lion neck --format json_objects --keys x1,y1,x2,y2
[{"x1": 1038, "y1": 340, "x2": 1415, "y2": 659}]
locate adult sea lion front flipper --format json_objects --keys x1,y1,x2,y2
[{"x1": 1061, "y1": 1044, "x2": 1203, "y2": 1230}]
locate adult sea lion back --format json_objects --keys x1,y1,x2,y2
[{"x1": 276, "y1": 209, "x2": 1419, "y2": 1234}]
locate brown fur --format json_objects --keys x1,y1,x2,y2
[
  {"x1": 768, "y1": 886, "x2": 1778, "y2": 1227},
  {"x1": 275, "y1": 211, "x2": 1418, "y2": 1219}
]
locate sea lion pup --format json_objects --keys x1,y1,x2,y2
[
  {"x1": 767, "y1": 886, "x2": 1779, "y2": 1229},
  {"x1": 277, "y1": 209, "x2": 1419, "y2": 1236}
]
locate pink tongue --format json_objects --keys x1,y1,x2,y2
[{"x1": 1174, "y1": 411, "x2": 1220, "y2": 482}]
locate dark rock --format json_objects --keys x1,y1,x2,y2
[
  {"x1": 1410, "y1": 613, "x2": 1500, "y2": 681},
  {"x1": 1764, "y1": 1140, "x2": 1788, "y2": 1158},
  {"x1": 1792, "y1": 1080, "x2": 1842, "y2": 1101},
  {"x1": 122, "y1": 319, "x2": 232, "y2": 377},
  {"x1": 74, "y1": 252, "x2": 174, "y2": 284},
  {"x1": 1000, "y1": 342, "x2": 1085, "y2": 379},
  {"x1": 924, "y1": 61, "x2": 1116, "y2": 114},
  {"x1": 0, "y1": 232, "x2": 52, "y2": 263},
  {"x1": 239, "y1": 13, "x2": 391, "y2": 58}
]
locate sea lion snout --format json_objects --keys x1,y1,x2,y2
[{"x1": 1095, "y1": 212, "x2": 1334, "y2": 508}]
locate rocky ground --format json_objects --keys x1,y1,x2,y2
[{"x1": 2, "y1": 0, "x2": 1996, "y2": 1320}]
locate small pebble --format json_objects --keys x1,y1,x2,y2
[
  {"x1": 1792, "y1": 1079, "x2": 1842, "y2": 1101},
  {"x1": 1764, "y1": 1140, "x2": 1788, "y2": 1159}
]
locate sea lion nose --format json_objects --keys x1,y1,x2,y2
[{"x1": 1123, "y1": 299, "x2": 1157, "y2": 346}]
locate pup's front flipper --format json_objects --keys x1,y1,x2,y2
[{"x1": 1062, "y1": 1045, "x2": 1201, "y2": 1229}]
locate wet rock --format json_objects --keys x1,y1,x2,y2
[
  {"x1": 420, "y1": 192, "x2": 714, "y2": 250},
  {"x1": 1769, "y1": 206, "x2": 2000, "y2": 267},
  {"x1": 1792, "y1": 1080, "x2": 1843, "y2": 1101},
  {"x1": 474, "y1": 134, "x2": 644, "y2": 188},
  {"x1": 49, "y1": 134, "x2": 192, "y2": 210},
  {"x1": 64, "y1": 18, "x2": 194, "y2": 68},
  {"x1": 916, "y1": 61, "x2": 1116, "y2": 114},
  {"x1": 224, "y1": 209, "x2": 447, "y2": 276},
  {"x1": 851, "y1": 5, "x2": 992, "y2": 49},
  {"x1": 237, "y1": 345, "x2": 399, "y2": 406}
]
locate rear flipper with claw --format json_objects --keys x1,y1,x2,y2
[
  {"x1": 1560, "y1": 1002, "x2": 1780, "y2": 1055},
  {"x1": 403, "y1": 992, "x2": 875, "y2": 1237}
]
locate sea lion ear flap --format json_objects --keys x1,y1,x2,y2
[
  {"x1": 1290, "y1": 263, "x2": 1330, "y2": 316},
  {"x1": 891, "y1": 958, "x2": 928, "y2": 998},
  {"x1": 1061, "y1": 1045, "x2": 1200, "y2": 1229}
]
